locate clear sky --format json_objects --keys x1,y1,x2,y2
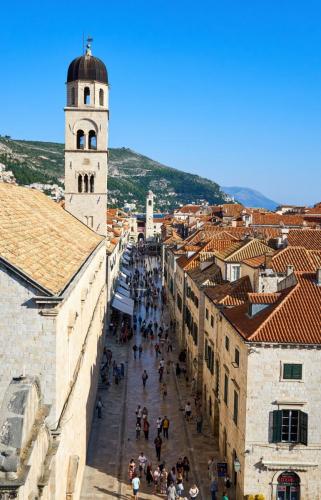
[{"x1": 1, "y1": 0, "x2": 320, "y2": 205}]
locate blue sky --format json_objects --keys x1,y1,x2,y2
[{"x1": 1, "y1": 0, "x2": 320, "y2": 205}]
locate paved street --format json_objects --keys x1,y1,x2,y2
[{"x1": 81, "y1": 255, "x2": 218, "y2": 499}]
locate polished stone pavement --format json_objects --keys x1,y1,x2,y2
[{"x1": 80, "y1": 256, "x2": 219, "y2": 499}]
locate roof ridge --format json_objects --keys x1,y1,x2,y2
[{"x1": 248, "y1": 279, "x2": 299, "y2": 340}]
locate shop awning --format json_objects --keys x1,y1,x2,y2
[
  {"x1": 118, "y1": 277, "x2": 130, "y2": 290},
  {"x1": 116, "y1": 285, "x2": 130, "y2": 298},
  {"x1": 111, "y1": 292, "x2": 134, "y2": 316},
  {"x1": 121, "y1": 267, "x2": 132, "y2": 278}
]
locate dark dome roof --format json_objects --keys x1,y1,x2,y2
[{"x1": 67, "y1": 54, "x2": 108, "y2": 84}]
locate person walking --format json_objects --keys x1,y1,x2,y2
[
  {"x1": 138, "y1": 452, "x2": 147, "y2": 477},
  {"x1": 185, "y1": 401, "x2": 192, "y2": 421},
  {"x1": 167, "y1": 481, "x2": 178, "y2": 500},
  {"x1": 161, "y1": 382, "x2": 168, "y2": 398},
  {"x1": 128, "y1": 459, "x2": 136, "y2": 482},
  {"x1": 143, "y1": 418, "x2": 150, "y2": 440},
  {"x1": 183, "y1": 456, "x2": 190, "y2": 481},
  {"x1": 142, "y1": 370, "x2": 148, "y2": 388},
  {"x1": 159, "y1": 365, "x2": 164, "y2": 383},
  {"x1": 132, "y1": 474, "x2": 140, "y2": 500},
  {"x1": 189, "y1": 484, "x2": 199, "y2": 499},
  {"x1": 153, "y1": 467, "x2": 160, "y2": 494},
  {"x1": 136, "y1": 421, "x2": 141, "y2": 439},
  {"x1": 176, "y1": 479, "x2": 185, "y2": 497},
  {"x1": 196, "y1": 413, "x2": 203, "y2": 433},
  {"x1": 210, "y1": 478, "x2": 219, "y2": 500},
  {"x1": 138, "y1": 344, "x2": 143, "y2": 359},
  {"x1": 156, "y1": 416, "x2": 163, "y2": 436},
  {"x1": 154, "y1": 435, "x2": 162, "y2": 461},
  {"x1": 96, "y1": 396, "x2": 104, "y2": 419},
  {"x1": 146, "y1": 463, "x2": 153, "y2": 485},
  {"x1": 208, "y1": 456, "x2": 215, "y2": 480},
  {"x1": 133, "y1": 344, "x2": 138, "y2": 359},
  {"x1": 221, "y1": 492, "x2": 229, "y2": 500},
  {"x1": 162, "y1": 416, "x2": 170, "y2": 439}
]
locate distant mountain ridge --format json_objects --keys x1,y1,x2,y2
[
  {"x1": 0, "y1": 137, "x2": 228, "y2": 210},
  {"x1": 222, "y1": 186, "x2": 279, "y2": 210}
]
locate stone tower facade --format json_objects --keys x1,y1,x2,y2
[
  {"x1": 64, "y1": 42, "x2": 108, "y2": 236},
  {"x1": 145, "y1": 190, "x2": 154, "y2": 240}
]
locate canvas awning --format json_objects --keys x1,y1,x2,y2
[
  {"x1": 118, "y1": 277, "x2": 130, "y2": 290},
  {"x1": 111, "y1": 292, "x2": 134, "y2": 316},
  {"x1": 116, "y1": 285, "x2": 130, "y2": 298},
  {"x1": 121, "y1": 267, "x2": 132, "y2": 277}
]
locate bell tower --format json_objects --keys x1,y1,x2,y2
[
  {"x1": 64, "y1": 39, "x2": 108, "y2": 236},
  {"x1": 145, "y1": 190, "x2": 154, "y2": 240}
]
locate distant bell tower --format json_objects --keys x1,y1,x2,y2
[
  {"x1": 145, "y1": 190, "x2": 154, "y2": 240},
  {"x1": 64, "y1": 38, "x2": 108, "y2": 236}
]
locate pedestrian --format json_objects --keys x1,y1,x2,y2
[
  {"x1": 96, "y1": 396, "x2": 104, "y2": 419},
  {"x1": 128, "y1": 459, "x2": 136, "y2": 482},
  {"x1": 142, "y1": 406, "x2": 148, "y2": 419},
  {"x1": 162, "y1": 382, "x2": 168, "y2": 398},
  {"x1": 136, "y1": 405, "x2": 142, "y2": 423},
  {"x1": 224, "y1": 476, "x2": 232, "y2": 489},
  {"x1": 176, "y1": 363, "x2": 181, "y2": 376},
  {"x1": 142, "y1": 370, "x2": 148, "y2": 387},
  {"x1": 208, "y1": 457, "x2": 215, "y2": 480},
  {"x1": 133, "y1": 344, "x2": 138, "y2": 359},
  {"x1": 138, "y1": 344, "x2": 143, "y2": 359},
  {"x1": 160, "y1": 467, "x2": 168, "y2": 494},
  {"x1": 210, "y1": 478, "x2": 219, "y2": 500},
  {"x1": 221, "y1": 492, "x2": 229, "y2": 500},
  {"x1": 132, "y1": 474, "x2": 140, "y2": 500},
  {"x1": 138, "y1": 452, "x2": 147, "y2": 477},
  {"x1": 185, "y1": 401, "x2": 192, "y2": 421},
  {"x1": 176, "y1": 479, "x2": 184, "y2": 497},
  {"x1": 154, "y1": 435, "x2": 162, "y2": 461},
  {"x1": 143, "y1": 418, "x2": 150, "y2": 440},
  {"x1": 183, "y1": 457, "x2": 190, "y2": 481},
  {"x1": 156, "y1": 416, "x2": 163, "y2": 436},
  {"x1": 196, "y1": 413, "x2": 203, "y2": 433},
  {"x1": 167, "y1": 481, "x2": 178, "y2": 500},
  {"x1": 136, "y1": 421, "x2": 141, "y2": 439},
  {"x1": 146, "y1": 463, "x2": 153, "y2": 485},
  {"x1": 153, "y1": 467, "x2": 160, "y2": 493},
  {"x1": 162, "y1": 416, "x2": 170, "y2": 439},
  {"x1": 189, "y1": 484, "x2": 199, "y2": 499},
  {"x1": 159, "y1": 365, "x2": 164, "y2": 383}
]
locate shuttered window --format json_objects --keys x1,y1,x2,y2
[
  {"x1": 283, "y1": 363, "x2": 302, "y2": 380},
  {"x1": 269, "y1": 410, "x2": 308, "y2": 445}
]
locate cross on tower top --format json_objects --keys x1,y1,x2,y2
[{"x1": 85, "y1": 36, "x2": 93, "y2": 56}]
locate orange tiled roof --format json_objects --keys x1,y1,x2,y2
[
  {"x1": 287, "y1": 229, "x2": 321, "y2": 250},
  {"x1": 242, "y1": 255, "x2": 266, "y2": 268},
  {"x1": 248, "y1": 292, "x2": 281, "y2": 304},
  {"x1": 223, "y1": 272, "x2": 321, "y2": 344},
  {"x1": 251, "y1": 213, "x2": 304, "y2": 226},
  {"x1": 176, "y1": 205, "x2": 202, "y2": 214},
  {"x1": 222, "y1": 204, "x2": 244, "y2": 218},
  {"x1": 205, "y1": 276, "x2": 252, "y2": 306},
  {"x1": 271, "y1": 246, "x2": 320, "y2": 273},
  {"x1": 215, "y1": 239, "x2": 274, "y2": 262}
]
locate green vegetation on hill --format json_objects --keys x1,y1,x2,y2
[{"x1": 0, "y1": 137, "x2": 227, "y2": 209}]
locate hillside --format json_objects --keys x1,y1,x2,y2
[
  {"x1": 0, "y1": 137, "x2": 227, "y2": 210},
  {"x1": 222, "y1": 186, "x2": 279, "y2": 210}
]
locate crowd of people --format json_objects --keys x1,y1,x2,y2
[{"x1": 100, "y1": 243, "x2": 231, "y2": 499}]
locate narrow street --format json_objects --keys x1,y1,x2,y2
[{"x1": 81, "y1": 253, "x2": 218, "y2": 499}]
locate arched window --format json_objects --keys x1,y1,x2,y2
[
  {"x1": 84, "y1": 87, "x2": 90, "y2": 105},
  {"x1": 84, "y1": 174, "x2": 89, "y2": 193},
  {"x1": 89, "y1": 130, "x2": 97, "y2": 150},
  {"x1": 148, "y1": 200, "x2": 152, "y2": 206},
  {"x1": 78, "y1": 174, "x2": 83, "y2": 193},
  {"x1": 99, "y1": 89, "x2": 104, "y2": 106},
  {"x1": 71, "y1": 87, "x2": 75, "y2": 105},
  {"x1": 90, "y1": 175, "x2": 94, "y2": 193},
  {"x1": 77, "y1": 130, "x2": 85, "y2": 149}
]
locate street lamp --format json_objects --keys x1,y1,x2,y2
[{"x1": 234, "y1": 458, "x2": 241, "y2": 473}]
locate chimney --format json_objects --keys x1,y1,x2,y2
[
  {"x1": 286, "y1": 265, "x2": 294, "y2": 276},
  {"x1": 264, "y1": 253, "x2": 273, "y2": 270},
  {"x1": 317, "y1": 268, "x2": 321, "y2": 286}
]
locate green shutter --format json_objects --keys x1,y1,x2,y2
[
  {"x1": 270, "y1": 410, "x2": 282, "y2": 443},
  {"x1": 283, "y1": 363, "x2": 302, "y2": 380},
  {"x1": 283, "y1": 364, "x2": 292, "y2": 379},
  {"x1": 292, "y1": 364, "x2": 302, "y2": 380},
  {"x1": 299, "y1": 411, "x2": 308, "y2": 445}
]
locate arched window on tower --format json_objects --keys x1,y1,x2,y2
[
  {"x1": 77, "y1": 130, "x2": 85, "y2": 149},
  {"x1": 84, "y1": 174, "x2": 89, "y2": 193},
  {"x1": 90, "y1": 175, "x2": 94, "y2": 193},
  {"x1": 71, "y1": 87, "x2": 75, "y2": 105},
  {"x1": 89, "y1": 130, "x2": 97, "y2": 150},
  {"x1": 78, "y1": 174, "x2": 83, "y2": 193},
  {"x1": 84, "y1": 87, "x2": 90, "y2": 105},
  {"x1": 148, "y1": 200, "x2": 152, "y2": 206},
  {"x1": 99, "y1": 89, "x2": 104, "y2": 106}
]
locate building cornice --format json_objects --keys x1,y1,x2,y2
[{"x1": 262, "y1": 460, "x2": 318, "y2": 471}]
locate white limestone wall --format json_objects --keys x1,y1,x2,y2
[
  {"x1": 0, "y1": 265, "x2": 56, "y2": 407},
  {"x1": 244, "y1": 345, "x2": 321, "y2": 499}
]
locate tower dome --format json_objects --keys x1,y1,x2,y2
[{"x1": 67, "y1": 46, "x2": 108, "y2": 84}]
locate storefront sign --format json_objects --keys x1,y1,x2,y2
[{"x1": 217, "y1": 462, "x2": 227, "y2": 477}]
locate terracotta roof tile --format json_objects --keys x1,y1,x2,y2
[
  {"x1": 0, "y1": 184, "x2": 103, "y2": 295},
  {"x1": 223, "y1": 273, "x2": 321, "y2": 344},
  {"x1": 204, "y1": 276, "x2": 252, "y2": 306},
  {"x1": 287, "y1": 229, "x2": 321, "y2": 250}
]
